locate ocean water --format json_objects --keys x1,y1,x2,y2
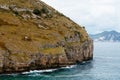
[{"x1": 0, "y1": 42, "x2": 120, "y2": 80}]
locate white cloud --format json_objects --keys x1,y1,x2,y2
[{"x1": 41, "y1": 0, "x2": 120, "y2": 34}]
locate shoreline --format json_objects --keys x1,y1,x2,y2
[{"x1": 0, "y1": 59, "x2": 93, "y2": 75}]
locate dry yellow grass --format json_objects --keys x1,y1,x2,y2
[{"x1": 0, "y1": 0, "x2": 89, "y2": 56}]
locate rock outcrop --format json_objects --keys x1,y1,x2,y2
[{"x1": 0, "y1": 0, "x2": 93, "y2": 74}]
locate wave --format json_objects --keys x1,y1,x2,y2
[
  {"x1": 61, "y1": 65, "x2": 76, "y2": 69},
  {"x1": 22, "y1": 65, "x2": 76, "y2": 75},
  {"x1": 22, "y1": 69, "x2": 57, "y2": 74}
]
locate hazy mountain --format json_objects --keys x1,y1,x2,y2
[{"x1": 90, "y1": 30, "x2": 120, "y2": 42}]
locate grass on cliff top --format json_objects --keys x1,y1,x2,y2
[
  {"x1": 0, "y1": 0, "x2": 35, "y2": 8},
  {"x1": 0, "y1": 0, "x2": 89, "y2": 56}
]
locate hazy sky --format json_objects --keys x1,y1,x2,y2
[{"x1": 42, "y1": 0, "x2": 120, "y2": 34}]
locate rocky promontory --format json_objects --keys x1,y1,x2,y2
[{"x1": 0, "y1": 0, "x2": 93, "y2": 73}]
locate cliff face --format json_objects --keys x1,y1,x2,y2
[{"x1": 0, "y1": 0, "x2": 93, "y2": 73}]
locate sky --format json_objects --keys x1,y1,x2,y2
[{"x1": 42, "y1": 0, "x2": 120, "y2": 34}]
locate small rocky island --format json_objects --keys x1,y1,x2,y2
[{"x1": 0, "y1": 0, "x2": 93, "y2": 74}]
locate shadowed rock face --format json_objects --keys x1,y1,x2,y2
[{"x1": 0, "y1": 0, "x2": 93, "y2": 74}]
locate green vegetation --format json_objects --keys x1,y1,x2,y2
[
  {"x1": 13, "y1": 11, "x2": 19, "y2": 15},
  {"x1": 82, "y1": 26, "x2": 85, "y2": 29},
  {"x1": 41, "y1": 6, "x2": 49, "y2": 13},
  {"x1": 33, "y1": 9, "x2": 41, "y2": 15}
]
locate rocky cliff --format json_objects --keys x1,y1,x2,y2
[{"x1": 0, "y1": 0, "x2": 93, "y2": 74}]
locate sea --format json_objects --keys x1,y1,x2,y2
[{"x1": 0, "y1": 42, "x2": 120, "y2": 80}]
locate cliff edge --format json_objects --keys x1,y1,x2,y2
[{"x1": 0, "y1": 0, "x2": 93, "y2": 73}]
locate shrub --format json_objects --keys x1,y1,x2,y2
[
  {"x1": 33, "y1": 9, "x2": 41, "y2": 15},
  {"x1": 13, "y1": 11, "x2": 19, "y2": 15},
  {"x1": 46, "y1": 13, "x2": 53, "y2": 18},
  {"x1": 41, "y1": 6, "x2": 49, "y2": 13},
  {"x1": 82, "y1": 26, "x2": 85, "y2": 29}
]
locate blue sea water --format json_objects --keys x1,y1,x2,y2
[{"x1": 0, "y1": 42, "x2": 120, "y2": 80}]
